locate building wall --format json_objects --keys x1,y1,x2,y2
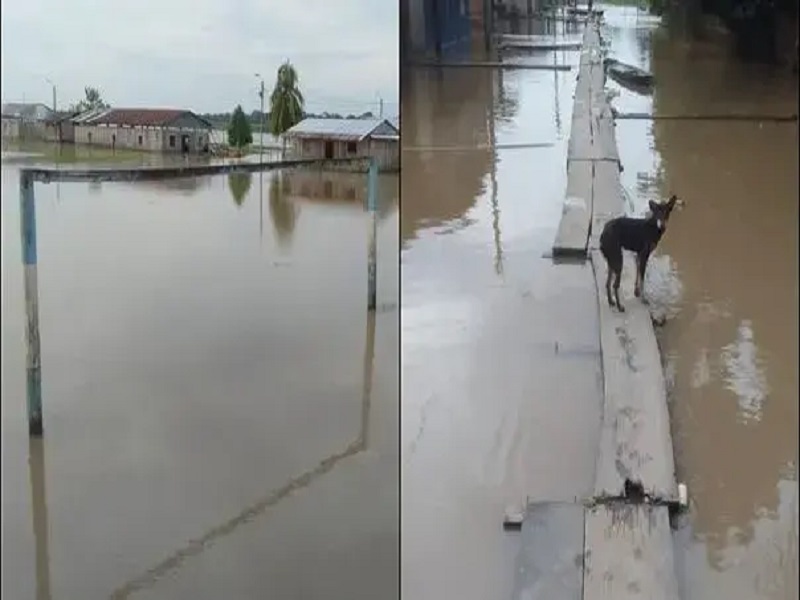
[
  {"x1": 286, "y1": 136, "x2": 399, "y2": 172},
  {"x1": 1, "y1": 117, "x2": 20, "y2": 140},
  {"x1": 367, "y1": 139, "x2": 400, "y2": 172},
  {"x1": 74, "y1": 124, "x2": 210, "y2": 153},
  {"x1": 43, "y1": 121, "x2": 75, "y2": 143},
  {"x1": 402, "y1": 0, "x2": 478, "y2": 59}
]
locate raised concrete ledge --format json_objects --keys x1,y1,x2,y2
[
  {"x1": 553, "y1": 162, "x2": 593, "y2": 258},
  {"x1": 21, "y1": 157, "x2": 373, "y2": 184},
  {"x1": 545, "y1": 18, "x2": 681, "y2": 600},
  {"x1": 554, "y1": 21, "x2": 620, "y2": 256},
  {"x1": 590, "y1": 249, "x2": 678, "y2": 501},
  {"x1": 588, "y1": 160, "x2": 624, "y2": 250},
  {"x1": 583, "y1": 503, "x2": 679, "y2": 600}
]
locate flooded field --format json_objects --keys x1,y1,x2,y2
[
  {"x1": 603, "y1": 5, "x2": 798, "y2": 599},
  {"x1": 401, "y1": 25, "x2": 602, "y2": 600},
  {"x1": 1, "y1": 164, "x2": 399, "y2": 599}
]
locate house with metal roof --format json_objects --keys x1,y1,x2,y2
[
  {"x1": 72, "y1": 108, "x2": 213, "y2": 154},
  {"x1": 2, "y1": 102, "x2": 56, "y2": 141},
  {"x1": 283, "y1": 117, "x2": 399, "y2": 172}
]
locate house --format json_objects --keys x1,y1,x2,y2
[
  {"x1": 72, "y1": 108, "x2": 213, "y2": 154},
  {"x1": 283, "y1": 118, "x2": 399, "y2": 172},
  {"x1": 43, "y1": 111, "x2": 80, "y2": 143},
  {"x1": 1, "y1": 102, "x2": 55, "y2": 140},
  {"x1": 1, "y1": 115, "x2": 20, "y2": 140}
]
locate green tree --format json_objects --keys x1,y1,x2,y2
[
  {"x1": 71, "y1": 86, "x2": 109, "y2": 113},
  {"x1": 228, "y1": 105, "x2": 253, "y2": 149},
  {"x1": 268, "y1": 61, "x2": 305, "y2": 157},
  {"x1": 228, "y1": 172, "x2": 252, "y2": 206}
]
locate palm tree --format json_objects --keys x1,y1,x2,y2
[{"x1": 268, "y1": 61, "x2": 305, "y2": 158}]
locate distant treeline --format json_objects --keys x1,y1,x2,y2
[{"x1": 200, "y1": 110, "x2": 379, "y2": 130}]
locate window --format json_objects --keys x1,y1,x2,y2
[
  {"x1": 169, "y1": 135, "x2": 176, "y2": 148},
  {"x1": 138, "y1": 135, "x2": 143, "y2": 146},
  {"x1": 346, "y1": 141, "x2": 357, "y2": 154}
]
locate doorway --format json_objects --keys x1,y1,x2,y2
[
  {"x1": 324, "y1": 140, "x2": 334, "y2": 159},
  {"x1": 181, "y1": 134, "x2": 190, "y2": 154}
]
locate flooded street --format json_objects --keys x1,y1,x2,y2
[
  {"x1": 1, "y1": 165, "x2": 399, "y2": 599},
  {"x1": 402, "y1": 4, "x2": 796, "y2": 599},
  {"x1": 401, "y1": 28, "x2": 602, "y2": 600},
  {"x1": 605, "y1": 5, "x2": 798, "y2": 599}
]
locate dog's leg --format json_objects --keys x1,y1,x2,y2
[
  {"x1": 637, "y1": 250, "x2": 651, "y2": 303},
  {"x1": 605, "y1": 264, "x2": 616, "y2": 308},
  {"x1": 613, "y1": 269, "x2": 624, "y2": 312}
]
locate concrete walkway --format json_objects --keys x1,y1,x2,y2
[{"x1": 512, "y1": 19, "x2": 681, "y2": 600}]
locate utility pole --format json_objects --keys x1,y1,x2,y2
[
  {"x1": 378, "y1": 96, "x2": 384, "y2": 119},
  {"x1": 255, "y1": 73, "x2": 265, "y2": 167},
  {"x1": 44, "y1": 78, "x2": 56, "y2": 112},
  {"x1": 255, "y1": 73, "x2": 266, "y2": 239}
]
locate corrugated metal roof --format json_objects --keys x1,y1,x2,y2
[
  {"x1": 284, "y1": 118, "x2": 398, "y2": 141},
  {"x1": 2, "y1": 103, "x2": 54, "y2": 121},
  {"x1": 72, "y1": 108, "x2": 212, "y2": 128}
]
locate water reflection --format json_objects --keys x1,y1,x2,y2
[
  {"x1": 29, "y1": 438, "x2": 52, "y2": 600},
  {"x1": 2, "y1": 159, "x2": 398, "y2": 598},
  {"x1": 268, "y1": 172, "x2": 300, "y2": 249},
  {"x1": 401, "y1": 19, "x2": 590, "y2": 600},
  {"x1": 401, "y1": 67, "x2": 494, "y2": 244},
  {"x1": 107, "y1": 311, "x2": 378, "y2": 598},
  {"x1": 603, "y1": 5, "x2": 798, "y2": 598},
  {"x1": 227, "y1": 172, "x2": 252, "y2": 207}
]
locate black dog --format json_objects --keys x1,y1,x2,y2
[{"x1": 599, "y1": 195, "x2": 678, "y2": 312}]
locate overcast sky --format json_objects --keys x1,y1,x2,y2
[{"x1": 1, "y1": 0, "x2": 398, "y2": 117}]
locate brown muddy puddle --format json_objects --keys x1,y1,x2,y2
[
  {"x1": 603, "y1": 5, "x2": 798, "y2": 599},
  {"x1": 1, "y1": 166, "x2": 399, "y2": 599},
  {"x1": 401, "y1": 23, "x2": 604, "y2": 600}
]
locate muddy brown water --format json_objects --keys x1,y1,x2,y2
[
  {"x1": 401, "y1": 23, "x2": 604, "y2": 600},
  {"x1": 402, "y1": 5, "x2": 796, "y2": 600},
  {"x1": 605, "y1": 5, "x2": 798, "y2": 599},
  {"x1": 1, "y1": 164, "x2": 399, "y2": 599}
]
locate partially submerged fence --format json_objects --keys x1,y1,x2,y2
[{"x1": 17, "y1": 156, "x2": 381, "y2": 437}]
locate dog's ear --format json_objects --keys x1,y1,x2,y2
[
  {"x1": 648, "y1": 199, "x2": 660, "y2": 213},
  {"x1": 667, "y1": 194, "x2": 678, "y2": 207}
]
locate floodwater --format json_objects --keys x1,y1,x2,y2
[
  {"x1": 602, "y1": 5, "x2": 798, "y2": 600},
  {"x1": 402, "y1": 5, "x2": 797, "y2": 599},
  {"x1": 1, "y1": 163, "x2": 399, "y2": 598},
  {"x1": 401, "y1": 22, "x2": 602, "y2": 600}
]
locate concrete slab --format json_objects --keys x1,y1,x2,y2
[
  {"x1": 501, "y1": 40, "x2": 584, "y2": 51},
  {"x1": 553, "y1": 161, "x2": 593, "y2": 258},
  {"x1": 583, "y1": 503, "x2": 679, "y2": 600},
  {"x1": 588, "y1": 160, "x2": 624, "y2": 249},
  {"x1": 511, "y1": 502, "x2": 586, "y2": 600},
  {"x1": 589, "y1": 250, "x2": 678, "y2": 500},
  {"x1": 568, "y1": 107, "x2": 595, "y2": 162}
]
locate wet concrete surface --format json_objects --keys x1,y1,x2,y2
[
  {"x1": 601, "y1": 5, "x2": 798, "y2": 599},
  {"x1": 401, "y1": 24, "x2": 602, "y2": 600},
  {"x1": 1, "y1": 165, "x2": 398, "y2": 599}
]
